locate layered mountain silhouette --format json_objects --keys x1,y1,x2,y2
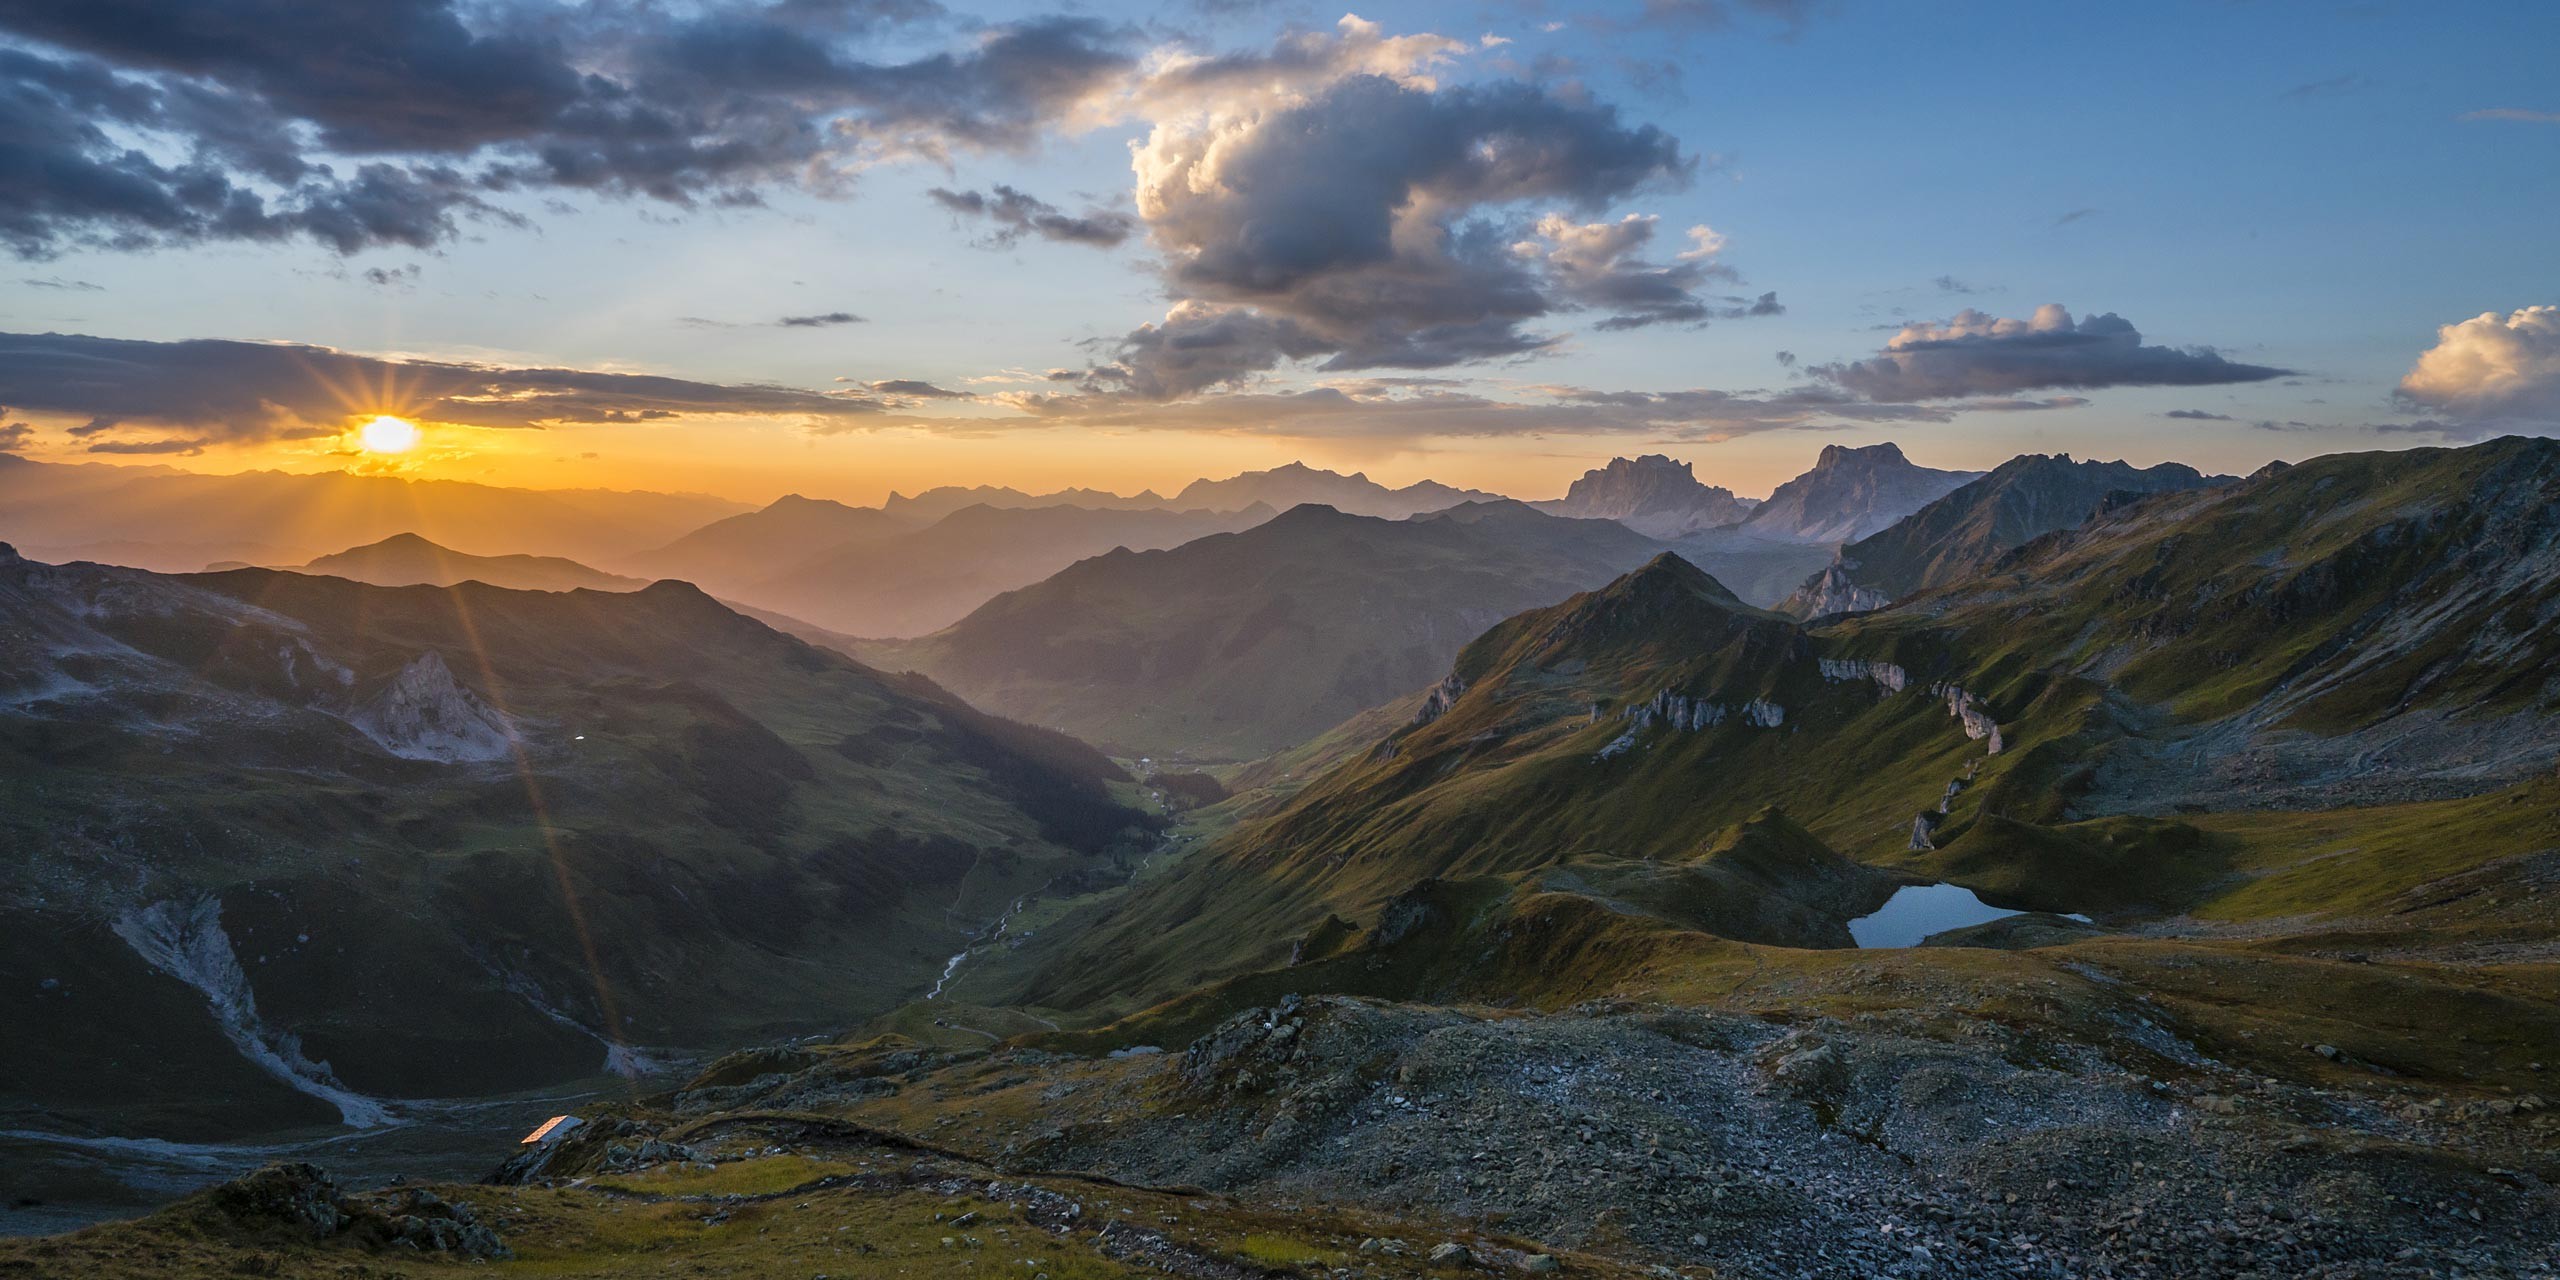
[
  {"x1": 868, "y1": 501, "x2": 1667, "y2": 759},
  {"x1": 293, "y1": 533, "x2": 645, "y2": 593},
  {"x1": 740, "y1": 502, "x2": 1278, "y2": 637},
  {"x1": 883, "y1": 483, "x2": 1172, "y2": 523},
  {"x1": 0, "y1": 453, "x2": 746, "y2": 572},
  {"x1": 1783, "y1": 454, "x2": 2226, "y2": 616},
  {"x1": 1166, "y1": 461, "x2": 1504, "y2": 519},
  {"x1": 618, "y1": 493, "x2": 916, "y2": 596}
]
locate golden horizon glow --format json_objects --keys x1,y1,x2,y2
[{"x1": 357, "y1": 415, "x2": 424, "y2": 455}]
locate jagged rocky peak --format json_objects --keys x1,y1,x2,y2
[
  {"x1": 1816, "y1": 441, "x2": 1910, "y2": 469},
  {"x1": 1742, "y1": 441, "x2": 1986, "y2": 544},
  {"x1": 347, "y1": 650, "x2": 516, "y2": 763},
  {"x1": 1543, "y1": 454, "x2": 1753, "y2": 538}
]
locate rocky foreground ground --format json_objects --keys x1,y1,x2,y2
[{"x1": 8, "y1": 988, "x2": 2555, "y2": 1280}]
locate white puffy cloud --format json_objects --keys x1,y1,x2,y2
[{"x1": 2396, "y1": 306, "x2": 2560, "y2": 423}]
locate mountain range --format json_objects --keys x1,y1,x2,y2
[
  {"x1": 866, "y1": 501, "x2": 1669, "y2": 759},
  {"x1": 0, "y1": 546, "x2": 1148, "y2": 1141},
  {"x1": 285, "y1": 532, "x2": 647, "y2": 593},
  {"x1": 0, "y1": 454, "x2": 747, "y2": 571},
  {"x1": 725, "y1": 502, "x2": 1279, "y2": 637},
  {"x1": 1783, "y1": 453, "x2": 2226, "y2": 616},
  {"x1": 11, "y1": 438, "x2": 2560, "y2": 1280}
]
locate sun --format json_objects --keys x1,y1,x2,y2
[{"x1": 357, "y1": 415, "x2": 423, "y2": 454}]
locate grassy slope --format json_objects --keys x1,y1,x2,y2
[{"x1": 969, "y1": 440, "x2": 2560, "y2": 1029}]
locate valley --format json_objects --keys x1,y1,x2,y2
[{"x1": 3, "y1": 440, "x2": 2556, "y2": 1279}]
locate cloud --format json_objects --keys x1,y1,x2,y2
[
  {"x1": 686, "y1": 311, "x2": 866, "y2": 328},
  {"x1": 927, "y1": 184, "x2": 1134, "y2": 248},
  {"x1": 2163, "y1": 408, "x2": 2235, "y2": 421},
  {"x1": 1512, "y1": 214, "x2": 1777, "y2": 331},
  {"x1": 0, "y1": 419, "x2": 31, "y2": 451},
  {"x1": 20, "y1": 276, "x2": 103, "y2": 291},
  {"x1": 0, "y1": 330, "x2": 900, "y2": 444},
  {"x1": 866, "y1": 378, "x2": 969, "y2": 398},
  {"x1": 85, "y1": 436, "x2": 208, "y2": 455},
  {"x1": 991, "y1": 376, "x2": 2079, "y2": 442},
  {"x1": 362, "y1": 264, "x2": 420, "y2": 287},
  {"x1": 2460, "y1": 108, "x2": 2560, "y2": 124},
  {"x1": 1809, "y1": 305, "x2": 2293, "y2": 401},
  {"x1": 2052, "y1": 207, "x2": 2100, "y2": 227},
  {"x1": 1072, "y1": 41, "x2": 1703, "y2": 397},
  {"x1": 2395, "y1": 305, "x2": 2560, "y2": 423},
  {"x1": 0, "y1": 2, "x2": 1141, "y2": 257},
  {"x1": 1931, "y1": 275, "x2": 1982, "y2": 295}
]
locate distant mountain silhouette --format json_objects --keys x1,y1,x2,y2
[
  {"x1": 1739, "y1": 442, "x2": 1984, "y2": 543},
  {"x1": 868, "y1": 500, "x2": 1666, "y2": 759},
  {"x1": 1535, "y1": 454, "x2": 1754, "y2": 538},
  {"x1": 298, "y1": 533, "x2": 645, "y2": 593}
]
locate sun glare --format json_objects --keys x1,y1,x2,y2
[{"x1": 357, "y1": 415, "x2": 423, "y2": 454}]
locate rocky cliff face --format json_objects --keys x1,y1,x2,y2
[
  {"x1": 1537, "y1": 455, "x2": 1754, "y2": 539},
  {"x1": 1740, "y1": 442, "x2": 1984, "y2": 544}
]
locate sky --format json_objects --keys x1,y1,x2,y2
[{"x1": 2, "y1": 0, "x2": 2556, "y2": 504}]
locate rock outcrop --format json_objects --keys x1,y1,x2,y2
[
  {"x1": 1935, "y1": 684, "x2": 2004, "y2": 754},
  {"x1": 1411, "y1": 673, "x2": 1467, "y2": 727},
  {"x1": 1598, "y1": 688, "x2": 1784, "y2": 758},
  {"x1": 1817, "y1": 657, "x2": 1909, "y2": 695},
  {"x1": 346, "y1": 650, "x2": 515, "y2": 763},
  {"x1": 208, "y1": 1164, "x2": 510, "y2": 1260}
]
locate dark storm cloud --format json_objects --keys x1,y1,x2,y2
[
  {"x1": 0, "y1": 1, "x2": 1141, "y2": 257},
  {"x1": 0, "y1": 331, "x2": 896, "y2": 443},
  {"x1": 1810, "y1": 306, "x2": 2293, "y2": 402},
  {"x1": 1084, "y1": 72, "x2": 1707, "y2": 397},
  {"x1": 927, "y1": 185, "x2": 1133, "y2": 248},
  {"x1": 0, "y1": 44, "x2": 507, "y2": 257}
]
